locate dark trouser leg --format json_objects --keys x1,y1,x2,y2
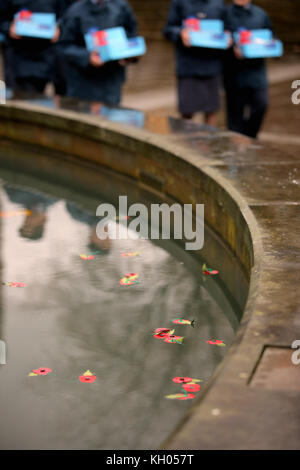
[
  {"x1": 53, "y1": 53, "x2": 67, "y2": 96},
  {"x1": 245, "y1": 87, "x2": 269, "y2": 138},
  {"x1": 225, "y1": 87, "x2": 248, "y2": 135},
  {"x1": 3, "y1": 45, "x2": 15, "y2": 89},
  {"x1": 226, "y1": 87, "x2": 268, "y2": 138}
]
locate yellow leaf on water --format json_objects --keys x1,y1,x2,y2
[
  {"x1": 83, "y1": 370, "x2": 93, "y2": 376},
  {"x1": 28, "y1": 372, "x2": 38, "y2": 376},
  {"x1": 165, "y1": 393, "x2": 186, "y2": 400}
]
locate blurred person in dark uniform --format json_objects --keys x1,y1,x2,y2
[
  {"x1": 0, "y1": 2, "x2": 15, "y2": 93},
  {"x1": 0, "y1": 0, "x2": 66, "y2": 95},
  {"x1": 163, "y1": 0, "x2": 225, "y2": 126},
  {"x1": 224, "y1": 0, "x2": 272, "y2": 138},
  {"x1": 53, "y1": 0, "x2": 79, "y2": 96},
  {"x1": 58, "y1": 0, "x2": 137, "y2": 105}
]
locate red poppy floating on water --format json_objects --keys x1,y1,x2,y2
[
  {"x1": 120, "y1": 273, "x2": 139, "y2": 286},
  {"x1": 165, "y1": 393, "x2": 195, "y2": 400},
  {"x1": 31, "y1": 367, "x2": 52, "y2": 376},
  {"x1": 177, "y1": 393, "x2": 195, "y2": 400},
  {"x1": 173, "y1": 377, "x2": 202, "y2": 384},
  {"x1": 173, "y1": 377, "x2": 193, "y2": 384},
  {"x1": 79, "y1": 370, "x2": 97, "y2": 383},
  {"x1": 167, "y1": 377, "x2": 202, "y2": 401},
  {"x1": 154, "y1": 328, "x2": 170, "y2": 334},
  {"x1": 80, "y1": 254, "x2": 95, "y2": 260},
  {"x1": 3, "y1": 282, "x2": 26, "y2": 287},
  {"x1": 121, "y1": 252, "x2": 140, "y2": 257},
  {"x1": 206, "y1": 340, "x2": 226, "y2": 346},
  {"x1": 182, "y1": 383, "x2": 201, "y2": 393},
  {"x1": 153, "y1": 328, "x2": 171, "y2": 339},
  {"x1": 172, "y1": 318, "x2": 195, "y2": 327},
  {"x1": 202, "y1": 263, "x2": 219, "y2": 276},
  {"x1": 164, "y1": 335, "x2": 184, "y2": 344},
  {"x1": 79, "y1": 375, "x2": 97, "y2": 383},
  {"x1": 153, "y1": 328, "x2": 184, "y2": 344}
]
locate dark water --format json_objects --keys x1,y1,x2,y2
[{"x1": 0, "y1": 144, "x2": 241, "y2": 450}]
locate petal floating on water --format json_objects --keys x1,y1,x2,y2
[
  {"x1": 79, "y1": 370, "x2": 97, "y2": 383},
  {"x1": 172, "y1": 318, "x2": 194, "y2": 326},
  {"x1": 206, "y1": 340, "x2": 226, "y2": 346},
  {"x1": 172, "y1": 377, "x2": 193, "y2": 384},
  {"x1": 202, "y1": 263, "x2": 219, "y2": 275},
  {"x1": 80, "y1": 254, "x2": 95, "y2": 260},
  {"x1": 120, "y1": 273, "x2": 139, "y2": 286},
  {"x1": 165, "y1": 393, "x2": 195, "y2": 400},
  {"x1": 31, "y1": 368, "x2": 52, "y2": 376},
  {"x1": 121, "y1": 252, "x2": 140, "y2": 257},
  {"x1": 164, "y1": 335, "x2": 184, "y2": 344},
  {"x1": 182, "y1": 383, "x2": 201, "y2": 392}
]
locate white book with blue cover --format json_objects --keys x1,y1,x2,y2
[
  {"x1": 84, "y1": 27, "x2": 146, "y2": 62},
  {"x1": 184, "y1": 18, "x2": 230, "y2": 50},
  {"x1": 234, "y1": 29, "x2": 283, "y2": 58}
]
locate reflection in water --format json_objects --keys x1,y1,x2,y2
[
  {"x1": 66, "y1": 202, "x2": 110, "y2": 254},
  {"x1": 4, "y1": 185, "x2": 57, "y2": 241},
  {"x1": 27, "y1": 96, "x2": 146, "y2": 130},
  {"x1": 0, "y1": 170, "x2": 237, "y2": 450}
]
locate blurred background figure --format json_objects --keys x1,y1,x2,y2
[
  {"x1": 4, "y1": 185, "x2": 57, "y2": 240},
  {"x1": 53, "y1": 0, "x2": 79, "y2": 97},
  {"x1": 163, "y1": 0, "x2": 225, "y2": 126},
  {"x1": 0, "y1": 1, "x2": 15, "y2": 96},
  {"x1": 0, "y1": 42, "x2": 15, "y2": 99},
  {"x1": 58, "y1": 0, "x2": 138, "y2": 105},
  {"x1": 0, "y1": 0, "x2": 68, "y2": 96},
  {"x1": 224, "y1": 0, "x2": 272, "y2": 138}
]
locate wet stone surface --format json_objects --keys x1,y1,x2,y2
[
  {"x1": 250, "y1": 205, "x2": 300, "y2": 263},
  {"x1": 250, "y1": 347, "x2": 300, "y2": 391},
  {"x1": 213, "y1": 163, "x2": 300, "y2": 204}
]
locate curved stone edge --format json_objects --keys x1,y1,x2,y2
[{"x1": 0, "y1": 102, "x2": 266, "y2": 448}]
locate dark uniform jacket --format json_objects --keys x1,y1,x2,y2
[
  {"x1": 62, "y1": 0, "x2": 78, "y2": 10},
  {"x1": 58, "y1": 0, "x2": 137, "y2": 104},
  {"x1": 163, "y1": 0, "x2": 225, "y2": 78},
  {"x1": 224, "y1": 3, "x2": 272, "y2": 89},
  {"x1": 0, "y1": 0, "x2": 67, "y2": 80}
]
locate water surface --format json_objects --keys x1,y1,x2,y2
[{"x1": 0, "y1": 146, "x2": 240, "y2": 449}]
